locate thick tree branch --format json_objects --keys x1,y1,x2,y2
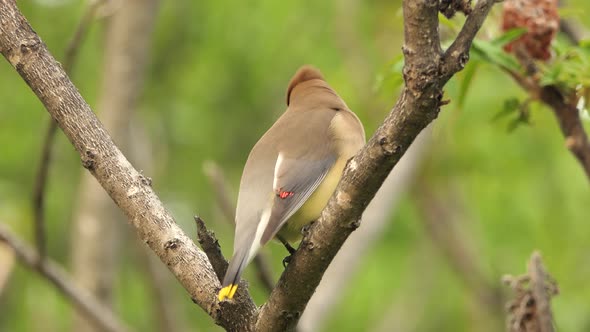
[
  {"x1": 0, "y1": 2, "x2": 256, "y2": 331},
  {"x1": 1, "y1": 0, "x2": 499, "y2": 330},
  {"x1": 71, "y1": 1, "x2": 160, "y2": 331},
  {"x1": 256, "y1": 0, "x2": 499, "y2": 330},
  {"x1": 298, "y1": 128, "x2": 431, "y2": 332},
  {"x1": 0, "y1": 224, "x2": 129, "y2": 332}
]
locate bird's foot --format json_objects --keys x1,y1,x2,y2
[
  {"x1": 277, "y1": 235, "x2": 296, "y2": 267},
  {"x1": 282, "y1": 254, "x2": 292, "y2": 268}
]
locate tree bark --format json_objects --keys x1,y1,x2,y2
[
  {"x1": 0, "y1": 0, "x2": 499, "y2": 330},
  {"x1": 256, "y1": 1, "x2": 498, "y2": 330},
  {"x1": 298, "y1": 127, "x2": 431, "y2": 332},
  {"x1": 0, "y1": 1, "x2": 258, "y2": 330},
  {"x1": 70, "y1": 1, "x2": 160, "y2": 331}
]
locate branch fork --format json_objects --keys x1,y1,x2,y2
[{"x1": 0, "y1": 0, "x2": 500, "y2": 330}]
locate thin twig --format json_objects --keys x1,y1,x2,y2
[
  {"x1": 31, "y1": 1, "x2": 103, "y2": 262},
  {"x1": 0, "y1": 223, "x2": 130, "y2": 332},
  {"x1": 252, "y1": 254, "x2": 275, "y2": 293},
  {"x1": 502, "y1": 46, "x2": 590, "y2": 181},
  {"x1": 415, "y1": 183, "x2": 503, "y2": 329},
  {"x1": 528, "y1": 252, "x2": 556, "y2": 332},
  {"x1": 32, "y1": 120, "x2": 55, "y2": 261},
  {"x1": 202, "y1": 160, "x2": 275, "y2": 293},
  {"x1": 504, "y1": 251, "x2": 558, "y2": 332},
  {"x1": 559, "y1": 19, "x2": 589, "y2": 45},
  {"x1": 194, "y1": 216, "x2": 228, "y2": 281}
]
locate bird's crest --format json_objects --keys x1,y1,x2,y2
[{"x1": 286, "y1": 65, "x2": 324, "y2": 105}]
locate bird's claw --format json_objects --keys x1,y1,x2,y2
[{"x1": 282, "y1": 254, "x2": 293, "y2": 268}]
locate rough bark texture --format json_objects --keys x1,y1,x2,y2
[
  {"x1": 505, "y1": 252, "x2": 558, "y2": 332},
  {"x1": 70, "y1": 1, "x2": 160, "y2": 331},
  {"x1": 0, "y1": 0, "x2": 499, "y2": 330},
  {"x1": 298, "y1": 127, "x2": 431, "y2": 332},
  {"x1": 255, "y1": 1, "x2": 498, "y2": 330},
  {"x1": 0, "y1": 1, "x2": 257, "y2": 331},
  {"x1": 539, "y1": 86, "x2": 590, "y2": 180}
]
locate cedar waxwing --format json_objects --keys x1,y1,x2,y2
[{"x1": 218, "y1": 65, "x2": 365, "y2": 301}]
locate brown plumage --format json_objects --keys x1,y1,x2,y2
[{"x1": 218, "y1": 66, "x2": 365, "y2": 301}]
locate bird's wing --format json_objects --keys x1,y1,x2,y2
[{"x1": 260, "y1": 149, "x2": 337, "y2": 244}]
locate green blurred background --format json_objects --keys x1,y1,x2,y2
[{"x1": 1, "y1": 0, "x2": 589, "y2": 331}]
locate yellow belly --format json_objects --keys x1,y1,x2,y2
[{"x1": 276, "y1": 158, "x2": 347, "y2": 243}]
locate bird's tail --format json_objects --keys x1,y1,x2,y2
[{"x1": 218, "y1": 250, "x2": 248, "y2": 301}]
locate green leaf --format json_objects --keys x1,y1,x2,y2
[
  {"x1": 492, "y1": 98, "x2": 520, "y2": 122},
  {"x1": 471, "y1": 39, "x2": 521, "y2": 71},
  {"x1": 491, "y1": 28, "x2": 527, "y2": 47}
]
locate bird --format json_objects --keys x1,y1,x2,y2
[{"x1": 218, "y1": 65, "x2": 366, "y2": 301}]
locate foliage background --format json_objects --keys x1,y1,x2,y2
[{"x1": 0, "y1": 0, "x2": 589, "y2": 331}]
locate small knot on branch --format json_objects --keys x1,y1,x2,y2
[
  {"x1": 279, "y1": 310, "x2": 301, "y2": 324},
  {"x1": 348, "y1": 218, "x2": 361, "y2": 230},
  {"x1": 139, "y1": 173, "x2": 152, "y2": 187},
  {"x1": 163, "y1": 237, "x2": 180, "y2": 250},
  {"x1": 378, "y1": 137, "x2": 401, "y2": 156},
  {"x1": 458, "y1": 52, "x2": 470, "y2": 68},
  {"x1": 81, "y1": 148, "x2": 97, "y2": 170},
  {"x1": 19, "y1": 37, "x2": 41, "y2": 55}
]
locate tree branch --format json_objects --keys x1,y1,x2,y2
[
  {"x1": 0, "y1": 0, "x2": 499, "y2": 330},
  {"x1": 504, "y1": 251, "x2": 558, "y2": 332},
  {"x1": 0, "y1": 2, "x2": 256, "y2": 331},
  {"x1": 195, "y1": 216, "x2": 228, "y2": 281},
  {"x1": 298, "y1": 127, "x2": 431, "y2": 332},
  {"x1": 70, "y1": 1, "x2": 160, "y2": 331},
  {"x1": 559, "y1": 18, "x2": 589, "y2": 45},
  {"x1": 256, "y1": 0, "x2": 499, "y2": 330},
  {"x1": 503, "y1": 56, "x2": 590, "y2": 181},
  {"x1": 538, "y1": 85, "x2": 590, "y2": 180},
  {"x1": 441, "y1": 0, "x2": 500, "y2": 77},
  {"x1": 415, "y1": 183, "x2": 504, "y2": 329},
  {"x1": 0, "y1": 223, "x2": 130, "y2": 332}
]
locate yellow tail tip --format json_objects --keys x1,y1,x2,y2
[{"x1": 218, "y1": 284, "x2": 239, "y2": 301}]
